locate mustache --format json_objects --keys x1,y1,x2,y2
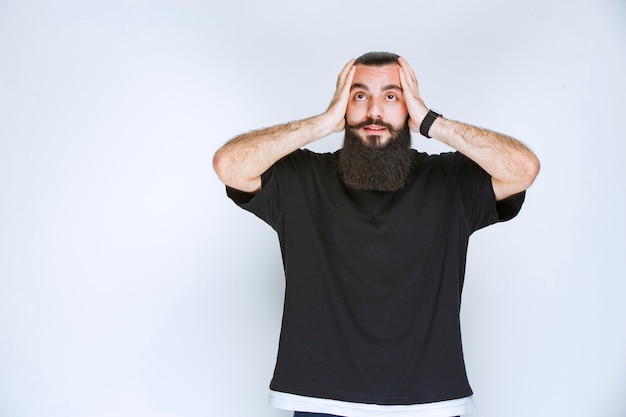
[{"x1": 347, "y1": 118, "x2": 395, "y2": 131}]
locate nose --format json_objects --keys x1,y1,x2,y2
[{"x1": 366, "y1": 99, "x2": 383, "y2": 120}]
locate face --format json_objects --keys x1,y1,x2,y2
[{"x1": 345, "y1": 63, "x2": 409, "y2": 147}]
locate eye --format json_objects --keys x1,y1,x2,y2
[
  {"x1": 354, "y1": 93, "x2": 366, "y2": 101},
  {"x1": 386, "y1": 94, "x2": 397, "y2": 101}
]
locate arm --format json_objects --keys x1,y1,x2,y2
[
  {"x1": 213, "y1": 59, "x2": 356, "y2": 193},
  {"x1": 397, "y1": 57, "x2": 540, "y2": 201}
]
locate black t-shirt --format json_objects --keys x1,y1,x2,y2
[{"x1": 227, "y1": 148, "x2": 524, "y2": 405}]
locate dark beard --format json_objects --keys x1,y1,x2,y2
[{"x1": 337, "y1": 120, "x2": 414, "y2": 192}]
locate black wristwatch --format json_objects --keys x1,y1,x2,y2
[{"x1": 419, "y1": 109, "x2": 442, "y2": 138}]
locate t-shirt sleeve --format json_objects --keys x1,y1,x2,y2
[
  {"x1": 447, "y1": 152, "x2": 525, "y2": 231},
  {"x1": 495, "y1": 191, "x2": 525, "y2": 221},
  {"x1": 225, "y1": 150, "x2": 300, "y2": 230}
]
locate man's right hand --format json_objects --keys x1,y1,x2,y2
[
  {"x1": 213, "y1": 59, "x2": 356, "y2": 193},
  {"x1": 323, "y1": 59, "x2": 356, "y2": 133}
]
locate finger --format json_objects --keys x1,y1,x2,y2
[
  {"x1": 326, "y1": 60, "x2": 355, "y2": 117},
  {"x1": 398, "y1": 59, "x2": 411, "y2": 87},
  {"x1": 398, "y1": 56, "x2": 418, "y2": 86},
  {"x1": 398, "y1": 56, "x2": 414, "y2": 74},
  {"x1": 398, "y1": 63, "x2": 409, "y2": 88},
  {"x1": 400, "y1": 60, "x2": 417, "y2": 87},
  {"x1": 335, "y1": 66, "x2": 356, "y2": 105},
  {"x1": 342, "y1": 65, "x2": 356, "y2": 93},
  {"x1": 337, "y1": 58, "x2": 356, "y2": 88},
  {"x1": 398, "y1": 65, "x2": 415, "y2": 96}
]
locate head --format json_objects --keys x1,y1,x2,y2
[
  {"x1": 346, "y1": 51, "x2": 409, "y2": 148},
  {"x1": 338, "y1": 51, "x2": 413, "y2": 192}
]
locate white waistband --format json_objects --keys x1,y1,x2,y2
[{"x1": 269, "y1": 390, "x2": 476, "y2": 417}]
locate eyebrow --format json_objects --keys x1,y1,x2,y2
[{"x1": 350, "y1": 82, "x2": 402, "y2": 92}]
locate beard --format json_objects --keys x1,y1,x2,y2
[{"x1": 337, "y1": 119, "x2": 414, "y2": 192}]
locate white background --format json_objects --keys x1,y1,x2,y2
[{"x1": 1, "y1": 1, "x2": 625, "y2": 416}]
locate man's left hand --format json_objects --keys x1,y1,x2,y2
[{"x1": 398, "y1": 57, "x2": 430, "y2": 133}]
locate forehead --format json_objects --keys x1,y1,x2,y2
[{"x1": 352, "y1": 64, "x2": 401, "y2": 90}]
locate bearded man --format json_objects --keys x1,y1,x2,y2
[{"x1": 213, "y1": 52, "x2": 540, "y2": 417}]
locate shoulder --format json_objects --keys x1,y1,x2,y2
[
  {"x1": 410, "y1": 151, "x2": 477, "y2": 178},
  {"x1": 277, "y1": 148, "x2": 336, "y2": 166},
  {"x1": 261, "y1": 148, "x2": 336, "y2": 185},
  {"x1": 428, "y1": 151, "x2": 487, "y2": 176}
]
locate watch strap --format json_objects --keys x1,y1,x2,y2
[{"x1": 419, "y1": 109, "x2": 442, "y2": 138}]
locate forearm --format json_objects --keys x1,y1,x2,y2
[
  {"x1": 429, "y1": 117, "x2": 540, "y2": 200},
  {"x1": 213, "y1": 113, "x2": 336, "y2": 193},
  {"x1": 214, "y1": 59, "x2": 355, "y2": 193}
]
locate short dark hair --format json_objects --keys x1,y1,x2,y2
[{"x1": 355, "y1": 51, "x2": 400, "y2": 66}]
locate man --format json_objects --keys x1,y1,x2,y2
[{"x1": 213, "y1": 52, "x2": 540, "y2": 417}]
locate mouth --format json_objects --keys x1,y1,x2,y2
[
  {"x1": 362, "y1": 124, "x2": 388, "y2": 135},
  {"x1": 349, "y1": 118, "x2": 394, "y2": 135}
]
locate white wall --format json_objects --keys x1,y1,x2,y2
[{"x1": 1, "y1": 1, "x2": 624, "y2": 416}]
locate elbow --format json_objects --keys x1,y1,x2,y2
[
  {"x1": 212, "y1": 147, "x2": 260, "y2": 193},
  {"x1": 523, "y1": 153, "x2": 541, "y2": 189},
  {"x1": 512, "y1": 153, "x2": 540, "y2": 194},
  {"x1": 212, "y1": 147, "x2": 231, "y2": 185},
  {"x1": 492, "y1": 151, "x2": 541, "y2": 201},
  {"x1": 493, "y1": 152, "x2": 540, "y2": 201}
]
